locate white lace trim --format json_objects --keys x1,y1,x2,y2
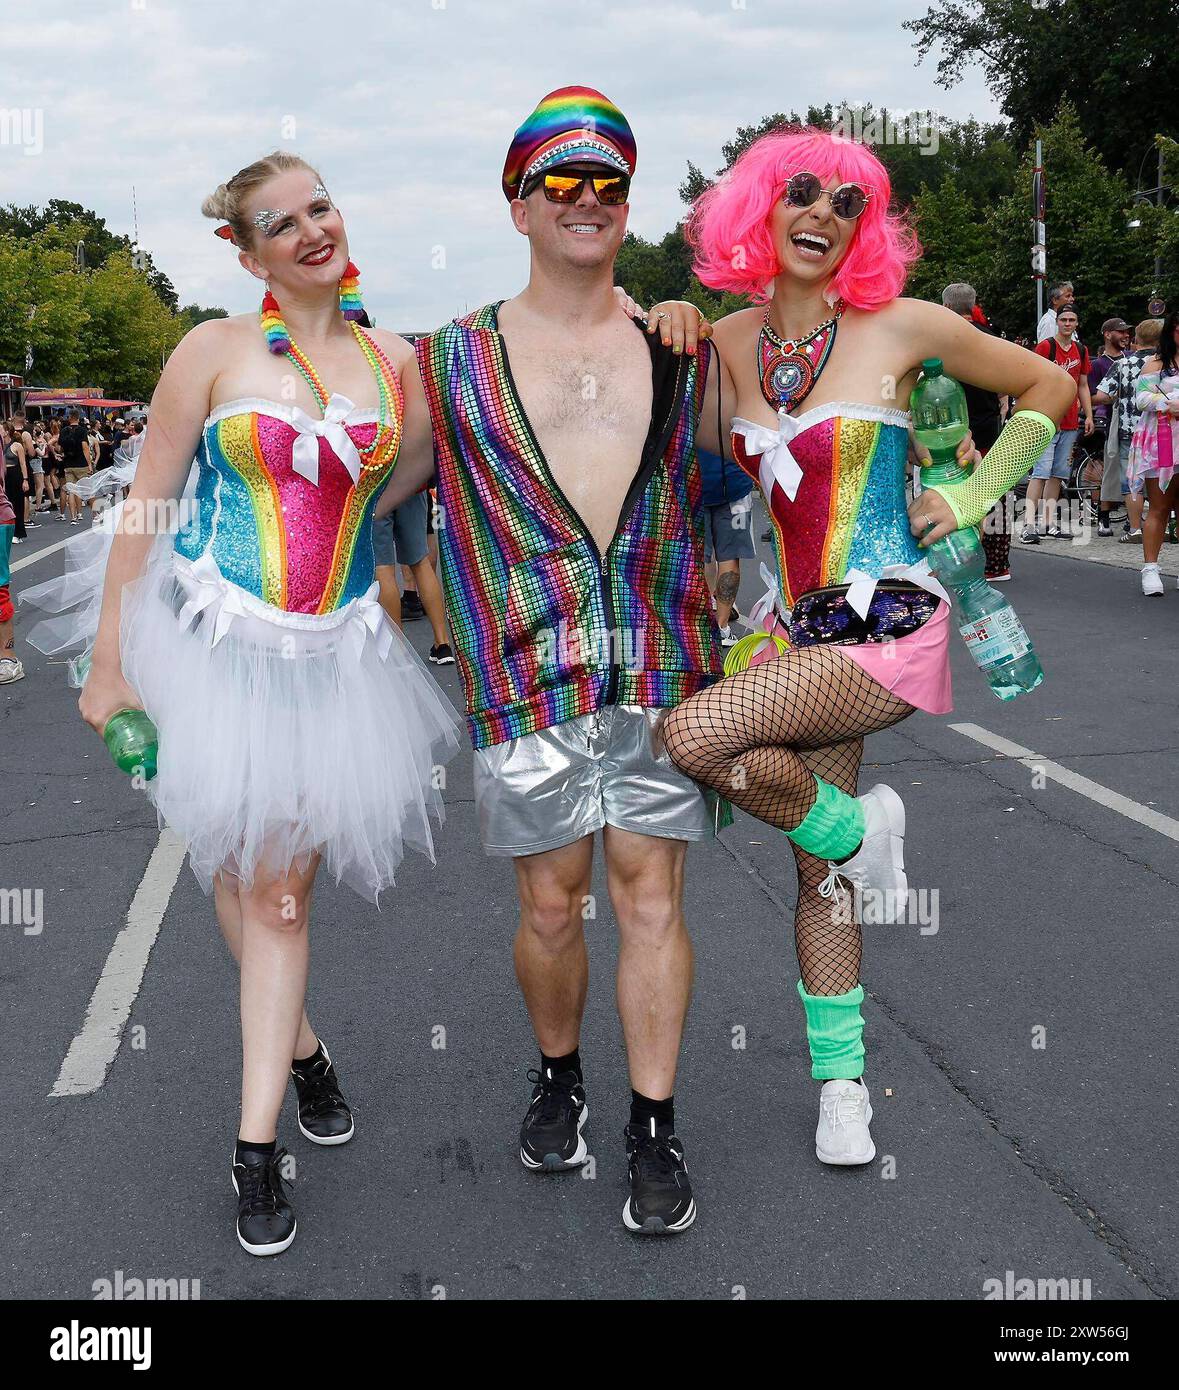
[
  {"x1": 171, "y1": 551, "x2": 378, "y2": 634},
  {"x1": 203, "y1": 396, "x2": 379, "y2": 430},
  {"x1": 732, "y1": 400, "x2": 911, "y2": 440}
]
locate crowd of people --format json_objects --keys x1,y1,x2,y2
[
  {"x1": 0, "y1": 409, "x2": 148, "y2": 682},
  {"x1": 1020, "y1": 281, "x2": 1179, "y2": 597},
  {"x1": 1, "y1": 409, "x2": 146, "y2": 541}
]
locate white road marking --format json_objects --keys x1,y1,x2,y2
[
  {"x1": 10, "y1": 533, "x2": 74, "y2": 573},
  {"x1": 50, "y1": 830, "x2": 188, "y2": 1097},
  {"x1": 949, "y1": 722, "x2": 1179, "y2": 843}
]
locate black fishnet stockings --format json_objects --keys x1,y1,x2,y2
[{"x1": 663, "y1": 646, "x2": 915, "y2": 994}]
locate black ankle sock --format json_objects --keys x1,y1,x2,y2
[
  {"x1": 630, "y1": 1090, "x2": 674, "y2": 1132},
  {"x1": 292, "y1": 1040, "x2": 325, "y2": 1071},
  {"x1": 235, "y1": 1138, "x2": 276, "y2": 1165},
  {"x1": 541, "y1": 1047, "x2": 582, "y2": 1081}
]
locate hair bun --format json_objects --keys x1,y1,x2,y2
[{"x1": 201, "y1": 184, "x2": 232, "y2": 221}]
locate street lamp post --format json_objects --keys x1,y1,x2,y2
[{"x1": 1132, "y1": 138, "x2": 1170, "y2": 292}]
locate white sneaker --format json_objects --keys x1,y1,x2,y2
[
  {"x1": 1141, "y1": 563, "x2": 1164, "y2": 597},
  {"x1": 0, "y1": 657, "x2": 25, "y2": 683},
  {"x1": 816, "y1": 1079, "x2": 875, "y2": 1165},
  {"x1": 821, "y1": 783, "x2": 907, "y2": 924},
  {"x1": 718, "y1": 624, "x2": 738, "y2": 648}
]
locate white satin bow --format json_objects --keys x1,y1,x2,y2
[
  {"x1": 288, "y1": 394, "x2": 362, "y2": 487},
  {"x1": 734, "y1": 411, "x2": 806, "y2": 506},
  {"x1": 176, "y1": 551, "x2": 250, "y2": 646},
  {"x1": 176, "y1": 554, "x2": 395, "y2": 663},
  {"x1": 841, "y1": 560, "x2": 951, "y2": 620},
  {"x1": 746, "y1": 561, "x2": 787, "y2": 633},
  {"x1": 345, "y1": 586, "x2": 395, "y2": 664}
]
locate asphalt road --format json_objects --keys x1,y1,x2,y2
[{"x1": 2, "y1": 502, "x2": 1176, "y2": 1301}]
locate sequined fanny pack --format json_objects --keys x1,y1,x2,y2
[{"x1": 787, "y1": 579, "x2": 939, "y2": 649}]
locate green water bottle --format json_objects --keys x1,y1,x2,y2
[
  {"x1": 911, "y1": 358, "x2": 1044, "y2": 701},
  {"x1": 74, "y1": 650, "x2": 159, "y2": 778}
]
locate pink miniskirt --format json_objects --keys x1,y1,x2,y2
[{"x1": 755, "y1": 597, "x2": 953, "y2": 715}]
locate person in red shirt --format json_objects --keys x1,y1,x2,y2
[{"x1": 1021, "y1": 304, "x2": 1094, "y2": 541}]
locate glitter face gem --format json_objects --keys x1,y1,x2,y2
[{"x1": 253, "y1": 207, "x2": 288, "y2": 233}]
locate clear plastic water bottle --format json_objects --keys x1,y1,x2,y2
[
  {"x1": 74, "y1": 650, "x2": 159, "y2": 778},
  {"x1": 911, "y1": 358, "x2": 1044, "y2": 700}
]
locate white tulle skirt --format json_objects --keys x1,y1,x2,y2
[
  {"x1": 22, "y1": 496, "x2": 463, "y2": 902},
  {"x1": 65, "y1": 453, "x2": 138, "y2": 504}
]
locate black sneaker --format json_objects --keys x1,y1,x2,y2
[
  {"x1": 400, "y1": 591, "x2": 425, "y2": 620},
  {"x1": 622, "y1": 1120, "x2": 696, "y2": 1235},
  {"x1": 290, "y1": 1041, "x2": 354, "y2": 1145},
  {"x1": 429, "y1": 642, "x2": 455, "y2": 665},
  {"x1": 1018, "y1": 526, "x2": 1040, "y2": 545},
  {"x1": 231, "y1": 1148, "x2": 296, "y2": 1256},
  {"x1": 519, "y1": 1066, "x2": 589, "y2": 1171}
]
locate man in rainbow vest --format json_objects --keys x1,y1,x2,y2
[{"x1": 383, "y1": 87, "x2": 722, "y2": 1235}]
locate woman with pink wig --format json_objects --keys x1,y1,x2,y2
[{"x1": 652, "y1": 128, "x2": 1073, "y2": 1165}]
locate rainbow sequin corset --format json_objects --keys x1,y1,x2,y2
[
  {"x1": 175, "y1": 395, "x2": 396, "y2": 615},
  {"x1": 730, "y1": 402, "x2": 923, "y2": 610}
]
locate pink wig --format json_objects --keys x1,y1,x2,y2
[{"x1": 687, "y1": 127, "x2": 920, "y2": 309}]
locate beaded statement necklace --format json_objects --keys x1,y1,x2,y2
[
  {"x1": 758, "y1": 299, "x2": 844, "y2": 415},
  {"x1": 260, "y1": 286, "x2": 401, "y2": 473}
]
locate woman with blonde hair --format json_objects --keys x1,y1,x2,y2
[{"x1": 28, "y1": 151, "x2": 460, "y2": 1255}]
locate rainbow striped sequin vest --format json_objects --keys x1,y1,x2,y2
[{"x1": 416, "y1": 303, "x2": 721, "y2": 749}]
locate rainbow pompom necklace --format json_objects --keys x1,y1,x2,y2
[{"x1": 260, "y1": 279, "x2": 401, "y2": 473}]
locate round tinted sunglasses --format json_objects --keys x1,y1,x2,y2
[
  {"x1": 783, "y1": 171, "x2": 872, "y2": 221},
  {"x1": 524, "y1": 170, "x2": 631, "y2": 205}
]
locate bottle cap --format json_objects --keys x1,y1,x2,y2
[{"x1": 921, "y1": 357, "x2": 944, "y2": 376}]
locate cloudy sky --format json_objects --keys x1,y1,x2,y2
[{"x1": 8, "y1": 0, "x2": 999, "y2": 331}]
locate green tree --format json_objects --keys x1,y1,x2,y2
[
  {"x1": 1128, "y1": 135, "x2": 1179, "y2": 305},
  {"x1": 904, "y1": 0, "x2": 1179, "y2": 183},
  {"x1": 179, "y1": 303, "x2": 229, "y2": 327},
  {"x1": 78, "y1": 251, "x2": 185, "y2": 400},
  {"x1": 907, "y1": 172, "x2": 990, "y2": 304},
  {"x1": 978, "y1": 101, "x2": 1156, "y2": 335},
  {"x1": 2, "y1": 201, "x2": 179, "y2": 312},
  {"x1": 0, "y1": 233, "x2": 89, "y2": 382},
  {"x1": 0, "y1": 200, "x2": 124, "y2": 269},
  {"x1": 614, "y1": 228, "x2": 695, "y2": 308}
]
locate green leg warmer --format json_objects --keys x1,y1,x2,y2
[
  {"x1": 797, "y1": 979, "x2": 866, "y2": 1080},
  {"x1": 784, "y1": 776, "x2": 865, "y2": 860}
]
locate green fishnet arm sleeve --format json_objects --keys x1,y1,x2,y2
[{"x1": 923, "y1": 410, "x2": 1056, "y2": 529}]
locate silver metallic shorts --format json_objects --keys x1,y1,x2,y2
[{"x1": 473, "y1": 704, "x2": 717, "y2": 857}]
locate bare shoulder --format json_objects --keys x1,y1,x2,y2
[
  {"x1": 712, "y1": 306, "x2": 760, "y2": 349},
  {"x1": 878, "y1": 297, "x2": 949, "y2": 335},
  {"x1": 366, "y1": 326, "x2": 416, "y2": 370},
  {"x1": 176, "y1": 312, "x2": 254, "y2": 355}
]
